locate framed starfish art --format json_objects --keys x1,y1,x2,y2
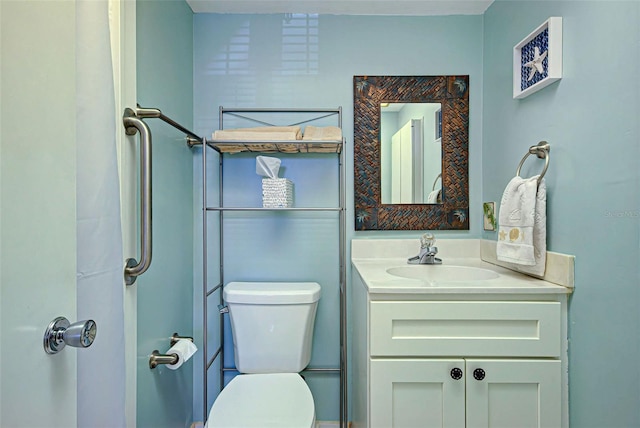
[{"x1": 513, "y1": 17, "x2": 563, "y2": 99}]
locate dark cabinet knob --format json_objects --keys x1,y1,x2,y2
[
  {"x1": 450, "y1": 368, "x2": 463, "y2": 380},
  {"x1": 473, "y1": 368, "x2": 486, "y2": 381}
]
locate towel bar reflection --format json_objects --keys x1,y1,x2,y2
[
  {"x1": 516, "y1": 141, "x2": 550, "y2": 187},
  {"x1": 123, "y1": 108, "x2": 152, "y2": 286},
  {"x1": 432, "y1": 173, "x2": 442, "y2": 191}
]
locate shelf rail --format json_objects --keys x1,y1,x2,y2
[
  {"x1": 187, "y1": 106, "x2": 344, "y2": 150},
  {"x1": 202, "y1": 107, "x2": 347, "y2": 428}
]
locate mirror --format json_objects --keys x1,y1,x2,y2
[
  {"x1": 354, "y1": 75, "x2": 469, "y2": 230},
  {"x1": 380, "y1": 103, "x2": 442, "y2": 204}
]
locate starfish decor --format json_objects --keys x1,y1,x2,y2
[{"x1": 524, "y1": 46, "x2": 548, "y2": 81}]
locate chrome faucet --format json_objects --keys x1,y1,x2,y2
[{"x1": 408, "y1": 233, "x2": 442, "y2": 265}]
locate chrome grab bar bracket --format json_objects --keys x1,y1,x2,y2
[{"x1": 135, "y1": 106, "x2": 162, "y2": 119}]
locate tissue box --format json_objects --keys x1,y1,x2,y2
[{"x1": 262, "y1": 178, "x2": 293, "y2": 208}]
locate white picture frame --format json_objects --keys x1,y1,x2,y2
[{"x1": 513, "y1": 17, "x2": 563, "y2": 99}]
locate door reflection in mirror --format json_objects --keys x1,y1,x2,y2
[{"x1": 380, "y1": 103, "x2": 442, "y2": 204}]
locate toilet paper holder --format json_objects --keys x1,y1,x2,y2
[{"x1": 149, "y1": 333, "x2": 194, "y2": 369}]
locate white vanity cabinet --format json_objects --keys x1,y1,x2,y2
[
  {"x1": 351, "y1": 271, "x2": 568, "y2": 428},
  {"x1": 370, "y1": 358, "x2": 560, "y2": 428}
]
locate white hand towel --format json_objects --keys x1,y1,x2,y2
[
  {"x1": 427, "y1": 189, "x2": 440, "y2": 203},
  {"x1": 497, "y1": 175, "x2": 547, "y2": 276}
]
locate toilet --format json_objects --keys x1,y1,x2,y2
[{"x1": 207, "y1": 281, "x2": 321, "y2": 428}]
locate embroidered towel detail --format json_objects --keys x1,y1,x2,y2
[{"x1": 497, "y1": 175, "x2": 547, "y2": 276}]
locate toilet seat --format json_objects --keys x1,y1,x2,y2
[{"x1": 207, "y1": 373, "x2": 315, "y2": 428}]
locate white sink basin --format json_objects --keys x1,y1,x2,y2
[{"x1": 386, "y1": 265, "x2": 500, "y2": 282}]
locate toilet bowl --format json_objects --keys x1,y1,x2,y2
[
  {"x1": 207, "y1": 373, "x2": 315, "y2": 428},
  {"x1": 206, "y1": 282, "x2": 321, "y2": 428}
]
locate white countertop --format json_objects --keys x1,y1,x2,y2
[{"x1": 351, "y1": 239, "x2": 571, "y2": 295}]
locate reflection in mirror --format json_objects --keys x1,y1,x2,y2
[
  {"x1": 354, "y1": 75, "x2": 469, "y2": 230},
  {"x1": 380, "y1": 103, "x2": 442, "y2": 204}
]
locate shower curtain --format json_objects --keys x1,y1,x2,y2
[{"x1": 76, "y1": 1, "x2": 126, "y2": 425}]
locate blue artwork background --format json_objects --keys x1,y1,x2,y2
[{"x1": 520, "y1": 28, "x2": 549, "y2": 90}]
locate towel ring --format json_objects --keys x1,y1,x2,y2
[
  {"x1": 516, "y1": 141, "x2": 550, "y2": 186},
  {"x1": 432, "y1": 173, "x2": 442, "y2": 191}
]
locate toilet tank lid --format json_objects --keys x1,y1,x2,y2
[{"x1": 224, "y1": 282, "x2": 321, "y2": 304}]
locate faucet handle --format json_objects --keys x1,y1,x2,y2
[{"x1": 420, "y1": 233, "x2": 435, "y2": 248}]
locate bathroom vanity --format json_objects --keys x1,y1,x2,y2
[{"x1": 350, "y1": 239, "x2": 572, "y2": 428}]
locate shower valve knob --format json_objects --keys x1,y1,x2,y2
[{"x1": 43, "y1": 317, "x2": 97, "y2": 354}]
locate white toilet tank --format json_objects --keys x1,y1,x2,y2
[{"x1": 224, "y1": 282, "x2": 321, "y2": 374}]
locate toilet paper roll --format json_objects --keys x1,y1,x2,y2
[{"x1": 166, "y1": 339, "x2": 198, "y2": 370}]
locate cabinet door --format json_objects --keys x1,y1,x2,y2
[
  {"x1": 465, "y1": 359, "x2": 561, "y2": 428},
  {"x1": 370, "y1": 359, "x2": 465, "y2": 428}
]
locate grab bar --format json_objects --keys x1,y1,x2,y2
[{"x1": 123, "y1": 108, "x2": 153, "y2": 286}]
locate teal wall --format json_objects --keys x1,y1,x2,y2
[
  {"x1": 483, "y1": 1, "x2": 640, "y2": 427},
  {"x1": 137, "y1": 2, "x2": 640, "y2": 425},
  {"x1": 193, "y1": 13, "x2": 484, "y2": 421},
  {"x1": 136, "y1": 1, "x2": 195, "y2": 427},
  {"x1": 193, "y1": 13, "x2": 485, "y2": 237}
]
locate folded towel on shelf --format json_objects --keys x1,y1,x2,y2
[
  {"x1": 496, "y1": 175, "x2": 547, "y2": 276},
  {"x1": 220, "y1": 126, "x2": 302, "y2": 136},
  {"x1": 302, "y1": 126, "x2": 342, "y2": 141},
  {"x1": 212, "y1": 126, "x2": 302, "y2": 141}
]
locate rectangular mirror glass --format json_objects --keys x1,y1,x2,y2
[{"x1": 380, "y1": 103, "x2": 442, "y2": 204}]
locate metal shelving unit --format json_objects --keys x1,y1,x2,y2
[{"x1": 201, "y1": 108, "x2": 347, "y2": 427}]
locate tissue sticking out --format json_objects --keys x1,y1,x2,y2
[
  {"x1": 256, "y1": 156, "x2": 281, "y2": 179},
  {"x1": 257, "y1": 156, "x2": 293, "y2": 208}
]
